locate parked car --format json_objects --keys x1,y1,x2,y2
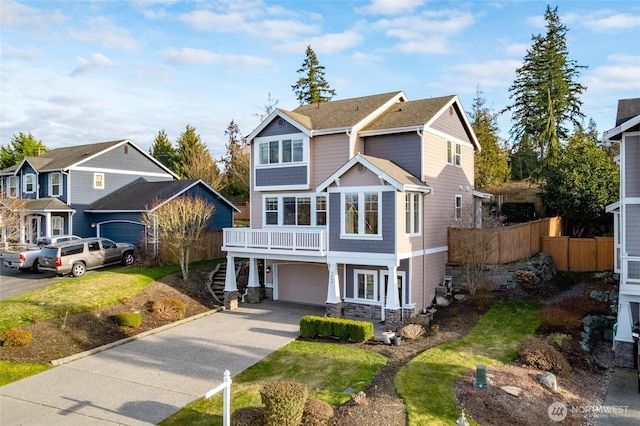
[
  {"x1": 38, "y1": 237, "x2": 135, "y2": 277},
  {"x1": 2, "y1": 235, "x2": 81, "y2": 272}
]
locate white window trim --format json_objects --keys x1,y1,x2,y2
[
  {"x1": 23, "y1": 173, "x2": 36, "y2": 194},
  {"x1": 49, "y1": 172, "x2": 62, "y2": 197},
  {"x1": 405, "y1": 192, "x2": 422, "y2": 236},
  {"x1": 94, "y1": 173, "x2": 105, "y2": 189},
  {"x1": 353, "y1": 269, "x2": 378, "y2": 302},
  {"x1": 52, "y1": 216, "x2": 64, "y2": 236},
  {"x1": 8, "y1": 176, "x2": 18, "y2": 198},
  {"x1": 340, "y1": 190, "x2": 382, "y2": 240},
  {"x1": 262, "y1": 193, "x2": 328, "y2": 227},
  {"x1": 447, "y1": 140, "x2": 462, "y2": 167},
  {"x1": 455, "y1": 194, "x2": 463, "y2": 221},
  {"x1": 254, "y1": 133, "x2": 309, "y2": 167}
]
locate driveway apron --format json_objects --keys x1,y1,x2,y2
[{"x1": 0, "y1": 301, "x2": 325, "y2": 425}]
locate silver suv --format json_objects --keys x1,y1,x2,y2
[{"x1": 38, "y1": 237, "x2": 135, "y2": 277}]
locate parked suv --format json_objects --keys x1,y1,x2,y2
[{"x1": 38, "y1": 237, "x2": 135, "y2": 277}]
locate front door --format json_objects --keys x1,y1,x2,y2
[{"x1": 26, "y1": 215, "x2": 42, "y2": 245}]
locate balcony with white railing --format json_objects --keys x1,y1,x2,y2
[
  {"x1": 620, "y1": 255, "x2": 640, "y2": 295},
  {"x1": 223, "y1": 228, "x2": 327, "y2": 257}
]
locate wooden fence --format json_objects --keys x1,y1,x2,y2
[
  {"x1": 158, "y1": 230, "x2": 224, "y2": 263},
  {"x1": 448, "y1": 217, "x2": 614, "y2": 272}
]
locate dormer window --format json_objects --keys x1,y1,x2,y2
[{"x1": 23, "y1": 174, "x2": 36, "y2": 193}]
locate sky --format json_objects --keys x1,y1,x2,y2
[{"x1": 1, "y1": 0, "x2": 639, "y2": 159}]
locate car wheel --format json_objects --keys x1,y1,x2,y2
[
  {"x1": 32, "y1": 260, "x2": 40, "y2": 273},
  {"x1": 122, "y1": 251, "x2": 134, "y2": 266},
  {"x1": 71, "y1": 262, "x2": 86, "y2": 277}
]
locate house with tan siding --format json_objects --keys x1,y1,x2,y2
[
  {"x1": 222, "y1": 91, "x2": 482, "y2": 328},
  {"x1": 604, "y1": 98, "x2": 640, "y2": 367}
]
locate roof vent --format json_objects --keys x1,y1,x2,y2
[{"x1": 277, "y1": 118, "x2": 285, "y2": 127}]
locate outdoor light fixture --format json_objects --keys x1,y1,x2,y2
[{"x1": 266, "y1": 266, "x2": 271, "y2": 273}]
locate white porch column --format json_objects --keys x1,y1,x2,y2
[
  {"x1": 224, "y1": 254, "x2": 237, "y2": 291},
  {"x1": 247, "y1": 257, "x2": 260, "y2": 288},
  {"x1": 326, "y1": 262, "x2": 341, "y2": 303},
  {"x1": 385, "y1": 264, "x2": 400, "y2": 310},
  {"x1": 44, "y1": 213, "x2": 52, "y2": 237}
]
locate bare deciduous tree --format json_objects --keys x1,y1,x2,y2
[
  {"x1": 142, "y1": 196, "x2": 215, "y2": 280},
  {"x1": 0, "y1": 198, "x2": 28, "y2": 248},
  {"x1": 448, "y1": 198, "x2": 503, "y2": 295}
]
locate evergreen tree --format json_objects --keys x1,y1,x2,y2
[
  {"x1": 509, "y1": 134, "x2": 539, "y2": 181},
  {"x1": 221, "y1": 120, "x2": 249, "y2": 200},
  {"x1": 174, "y1": 124, "x2": 208, "y2": 178},
  {"x1": 503, "y1": 5, "x2": 587, "y2": 162},
  {"x1": 0, "y1": 132, "x2": 48, "y2": 169},
  {"x1": 149, "y1": 129, "x2": 176, "y2": 172},
  {"x1": 292, "y1": 45, "x2": 336, "y2": 104},
  {"x1": 540, "y1": 127, "x2": 619, "y2": 236},
  {"x1": 469, "y1": 88, "x2": 510, "y2": 189}
]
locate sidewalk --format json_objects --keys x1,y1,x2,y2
[
  {"x1": 597, "y1": 367, "x2": 640, "y2": 425},
  {"x1": 0, "y1": 301, "x2": 325, "y2": 425}
]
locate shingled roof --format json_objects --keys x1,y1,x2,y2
[{"x1": 361, "y1": 95, "x2": 455, "y2": 131}]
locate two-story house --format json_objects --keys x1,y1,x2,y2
[
  {"x1": 222, "y1": 91, "x2": 482, "y2": 328},
  {"x1": 0, "y1": 139, "x2": 238, "y2": 246},
  {"x1": 605, "y1": 98, "x2": 640, "y2": 368}
]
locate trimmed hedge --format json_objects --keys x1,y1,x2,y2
[{"x1": 300, "y1": 315, "x2": 374, "y2": 343}]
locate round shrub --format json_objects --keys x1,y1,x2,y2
[
  {"x1": 113, "y1": 312, "x2": 142, "y2": 328},
  {"x1": 519, "y1": 336, "x2": 570, "y2": 376},
  {"x1": 231, "y1": 407, "x2": 265, "y2": 426},
  {"x1": 400, "y1": 323, "x2": 426, "y2": 340},
  {"x1": 152, "y1": 297, "x2": 186, "y2": 320},
  {"x1": 0, "y1": 328, "x2": 33, "y2": 347},
  {"x1": 301, "y1": 399, "x2": 334, "y2": 426},
  {"x1": 260, "y1": 380, "x2": 308, "y2": 426}
]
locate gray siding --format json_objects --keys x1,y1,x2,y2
[
  {"x1": 364, "y1": 133, "x2": 422, "y2": 178},
  {"x1": 257, "y1": 118, "x2": 301, "y2": 137},
  {"x1": 81, "y1": 143, "x2": 171, "y2": 175},
  {"x1": 344, "y1": 259, "x2": 409, "y2": 300},
  {"x1": 625, "y1": 135, "x2": 640, "y2": 197},
  {"x1": 626, "y1": 204, "x2": 640, "y2": 256},
  {"x1": 256, "y1": 166, "x2": 307, "y2": 187},
  {"x1": 328, "y1": 191, "x2": 395, "y2": 254}
]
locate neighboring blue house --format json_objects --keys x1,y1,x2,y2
[{"x1": 0, "y1": 139, "x2": 238, "y2": 246}]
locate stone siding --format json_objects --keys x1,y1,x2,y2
[{"x1": 344, "y1": 302, "x2": 382, "y2": 322}]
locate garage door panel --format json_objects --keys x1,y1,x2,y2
[{"x1": 277, "y1": 263, "x2": 327, "y2": 306}]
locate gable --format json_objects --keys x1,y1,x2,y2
[
  {"x1": 78, "y1": 142, "x2": 173, "y2": 176},
  {"x1": 255, "y1": 117, "x2": 302, "y2": 138},
  {"x1": 429, "y1": 103, "x2": 475, "y2": 146}
]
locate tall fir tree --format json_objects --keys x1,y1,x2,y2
[
  {"x1": 149, "y1": 129, "x2": 176, "y2": 172},
  {"x1": 292, "y1": 45, "x2": 336, "y2": 104},
  {"x1": 221, "y1": 120, "x2": 249, "y2": 200},
  {"x1": 503, "y1": 5, "x2": 587, "y2": 165},
  {"x1": 174, "y1": 124, "x2": 209, "y2": 179},
  {"x1": 469, "y1": 88, "x2": 510, "y2": 189}
]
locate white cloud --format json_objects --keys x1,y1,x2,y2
[
  {"x1": 565, "y1": 10, "x2": 640, "y2": 32},
  {"x1": 160, "y1": 47, "x2": 271, "y2": 67},
  {"x1": 0, "y1": 0, "x2": 67, "y2": 31},
  {"x1": 0, "y1": 44, "x2": 42, "y2": 61},
  {"x1": 68, "y1": 17, "x2": 140, "y2": 51},
  {"x1": 178, "y1": 9, "x2": 245, "y2": 31},
  {"x1": 451, "y1": 59, "x2": 522, "y2": 89},
  {"x1": 69, "y1": 53, "x2": 114, "y2": 76},
  {"x1": 357, "y1": 0, "x2": 427, "y2": 16},
  {"x1": 281, "y1": 30, "x2": 363, "y2": 55},
  {"x1": 583, "y1": 54, "x2": 640, "y2": 91}
]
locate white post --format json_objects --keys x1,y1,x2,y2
[
  {"x1": 247, "y1": 257, "x2": 259, "y2": 287},
  {"x1": 326, "y1": 262, "x2": 341, "y2": 303},
  {"x1": 224, "y1": 255, "x2": 237, "y2": 291},
  {"x1": 205, "y1": 370, "x2": 232, "y2": 426},
  {"x1": 385, "y1": 264, "x2": 400, "y2": 310}
]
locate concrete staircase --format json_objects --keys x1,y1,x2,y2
[{"x1": 207, "y1": 263, "x2": 226, "y2": 305}]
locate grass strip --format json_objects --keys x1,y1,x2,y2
[
  {"x1": 396, "y1": 300, "x2": 542, "y2": 425},
  {"x1": 0, "y1": 360, "x2": 51, "y2": 386},
  {"x1": 159, "y1": 340, "x2": 387, "y2": 426}
]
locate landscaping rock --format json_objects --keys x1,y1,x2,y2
[
  {"x1": 501, "y1": 385, "x2": 523, "y2": 397},
  {"x1": 539, "y1": 372, "x2": 557, "y2": 391}
]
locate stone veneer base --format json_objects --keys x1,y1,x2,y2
[
  {"x1": 224, "y1": 290, "x2": 239, "y2": 311},
  {"x1": 614, "y1": 340, "x2": 635, "y2": 368}
]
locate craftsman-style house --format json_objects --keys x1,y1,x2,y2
[
  {"x1": 222, "y1": 91, "x2": 483, "y2": 327},
  {"x1": 0, "y1": 139, "x2": 238, "y2": 246},
  {"x1": 605, "y1": 98, "x2": 640, "y2": 367}
]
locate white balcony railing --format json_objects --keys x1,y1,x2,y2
[{"x1": 223, "y1": 228, "x2": 327, "y2": 256}]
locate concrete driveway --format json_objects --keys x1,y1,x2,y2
[
  {"x1": 0, "y1": 263, "x2": 59, "y2": 300},
  {"x1": 0, "y1": 300, "x2": 325, "y2": 425}
]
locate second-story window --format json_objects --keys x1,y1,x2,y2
[
  {"x1": 50, "y1": 172, "x2": 62, "y2": 197},
  {"x1": 263, "y1": 194, "x2": 326, "y2": 227},
  {"x1": 23, "y1": 174, "x2": 35, "y2": 193},
  {"x1": 316, "y1": 195, "x2": 327, "y2": 226},
  {"x1": 256, "y1": 134, "x2": 307, "y2": 166},
  {"x1": 405, "y1": 192, "x2": 421, "y2": 235},
  {"x1": 342, "y1": 191, "x2": 380, "y2": 237},
  {"x1": 265, "y1": 197, "x2": 278, "y2": 225},
  {"x1": 8, "y1": 176, "x2": 18, "y2": 197},
  {"x1": 94, "y1": 173, "x2": 105, "y2": 189},
  {"x1": 447, "y1": 141, "x2": 462, "y2": 167}
]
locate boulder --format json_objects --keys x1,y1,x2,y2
[{"x1": 539, "y1": 372, "x2": 557, "y2": 392}]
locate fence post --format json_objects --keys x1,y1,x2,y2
[{"x1": 205, "y1": 369, "x2": 232, "y2": 426}]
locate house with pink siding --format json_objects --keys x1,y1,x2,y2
[{"x1": 222, "y1": 91, "x2": 482, "y2": 328}]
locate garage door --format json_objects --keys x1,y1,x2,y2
[
  {"x1": 276, "y1": 263, "x2": 327, "y2": 306},
  {"x1": 99, "y1": 221, "x2": 145, "y2": 245}
]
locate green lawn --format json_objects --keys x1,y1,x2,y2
[
  {"x1": 0, "y1": 260, "x2": 219, "y2": 384},
  {"x1": 159, "y1": 340, "x2": 387, "y2": 426},
  {"x1": 396, "y1": 300, "x2": 542, "y2": 425}
]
